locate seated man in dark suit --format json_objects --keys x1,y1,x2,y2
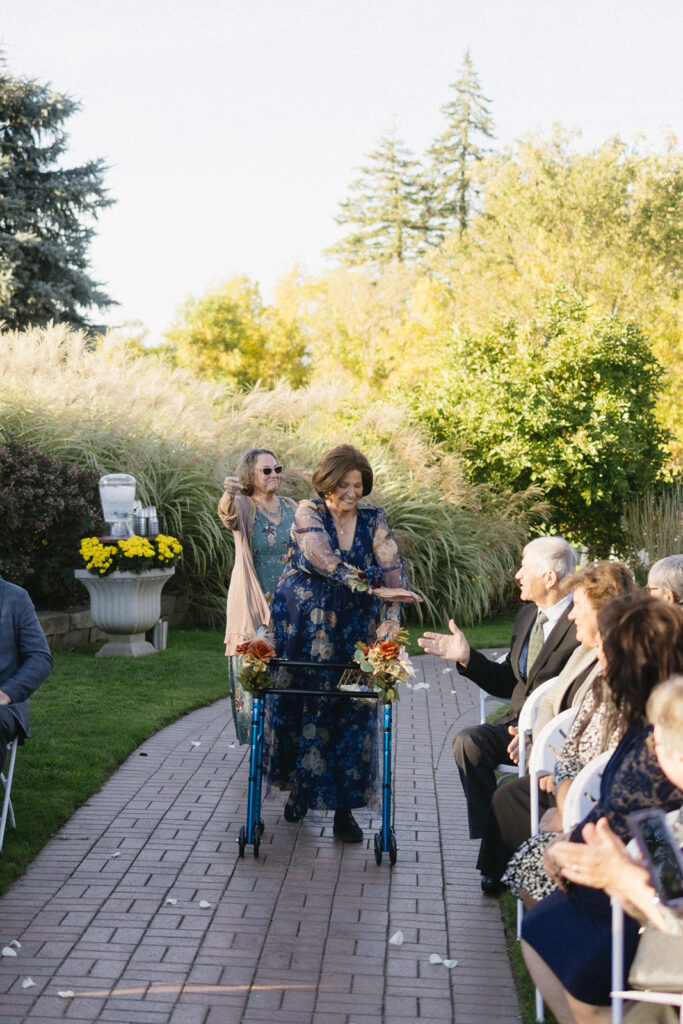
[
  {"x1": 418, "y1": 536, "x2": 579, "y2": 891},
  {"x1": 0, "y1": 574, "x2": 53, "y2": 777}
]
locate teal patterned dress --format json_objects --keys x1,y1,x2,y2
[{"x1": 228, "y1": 499, "x2": 295, "y2": 743}]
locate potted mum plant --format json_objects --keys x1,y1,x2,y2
[{"x1": 74, "y1": 534, "x2": 182, "y2": 657}]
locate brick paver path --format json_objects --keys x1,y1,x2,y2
[{"x1": 0, "y1": 655, "x2": 520, "y2": 1023}]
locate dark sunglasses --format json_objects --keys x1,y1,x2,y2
[{"x1": 260, "y1": 466, "x2": 283, "y2": 476}]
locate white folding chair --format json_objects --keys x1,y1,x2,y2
[
  {"x1": 515, "y1": 676, "x2": 560, "y2": 776},
  {"x1": 610, "y1": 809, "x2": 681, "y2": 1024},
  {"x1": 478, "y1": 650, "x2": 520, "y2": 780},
  {"x1": 562, "y1": 748, "x2": 624, "y2": 1024},
  {"x1": 522, "y1": 706, "x2": 579, "y2": 1021},
  {"x1": 610, "y1": 990, "x2": 683, "y2": 1023},
  {"x1": 529, "y1": 707, "x2": 579, "y2": 835},
  {"x1": 0, "y1": 737, "x2": 18, "y2": 852},
  {"x1": 478, "y1": 651, "x2": 510, "y2": 725},
  {"x1": 561, "y1": 748, "x2": 613, "y2": 831}
]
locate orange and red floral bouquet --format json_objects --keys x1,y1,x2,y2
[
  {"x1": 236, "y1": 638, "x2": 276, "y2": 694},
  {"x1": 338, "y1": 631, "x2": 415, "y2": 703}
]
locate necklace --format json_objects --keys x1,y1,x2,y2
[
  {"x1": 253, "y1": 497, "x2": 282, "y2": 522},
  {"x1": 332, "y1": 511, "x2": 356, "y2": 537}
]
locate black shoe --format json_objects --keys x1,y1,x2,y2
[
  {"x1": 480, "y1": 874, "x2": 506, "y2": 896},
  {"x1": 333, "y1": 810, "x2": 363, "y2": 843},
  {"x1": 284, "y1": 799, "x2": 306, "y2": 823}
]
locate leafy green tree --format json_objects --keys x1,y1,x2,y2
[
  {"x1": 432, "y1": 131, "x2": 683, "y2": 323},
  {"x1": 165, "y1": 275, "x2": 309, "y2": 388},
  {"x1": 404, "y1": 289, "x2": 669, "y2": 555},
  {"x1": 327, "y1": 131, "x2": 431, "y2": 265},
  {"x1": 426, "y1": 49, "x2": 495, "y2": 238},
  {"x1": 424, "y1": 129, "x2": 683, "y2": 465},
  {"x1": 290, "y1": 262, "x2": 425, "y2": 388},
  {"x1": 0, "y1": 55, "x2": 114, "y2": 329}
]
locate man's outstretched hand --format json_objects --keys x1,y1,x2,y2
[{"x1": 417, "y1": 619, "x2": 471, "y2": 666}]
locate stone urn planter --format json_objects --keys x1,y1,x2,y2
[{"x1": 74, "y1": 568, "x2": 175, "y2": 657}]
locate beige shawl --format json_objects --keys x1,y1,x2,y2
[{"x1": 218, "y1": 492, "x2": 296, "y2": 655}]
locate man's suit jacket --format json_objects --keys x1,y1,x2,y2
[
  {"x1": 459, "y1": 601, "x2": 579, "y2": 723},
  {"x1": 0, "y1": 575, "x2": 53, "y2": 740}
]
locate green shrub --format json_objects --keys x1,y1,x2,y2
[{"x1": 0, "y1": 434, "x2": 101, "y2": 608}]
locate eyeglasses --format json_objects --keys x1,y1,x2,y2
[{"x1": 259, "y1": 466, "x2": 282, "y2": 476}]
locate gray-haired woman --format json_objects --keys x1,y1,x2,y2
[
  {"x1": 647, "y1": 555, "x2": 683, "y2": 605},
  {"x1": 218, "y1": 448, "x2": 297, "y2": 743}
]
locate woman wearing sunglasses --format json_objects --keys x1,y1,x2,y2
[{"x1": 218, "y1": 449, "x2": 297, "y2": 744}]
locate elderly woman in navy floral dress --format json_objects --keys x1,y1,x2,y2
[{"x1": 264, "y1": 444, "x2": 422, "y2": 843}]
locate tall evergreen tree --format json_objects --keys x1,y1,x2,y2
[
  {"x1": 427, "y1": 49, "x2": 495, "y2": 238},
  {"x1": 0, "y1": 55, "x2": 114, "y2": 330},
  {"x1": 327, "y1": 131, "x2": 430, "y2": 266}
]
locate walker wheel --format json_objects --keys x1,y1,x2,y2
[
  {"x1": 253, "y1": 831, "x2": 261, "y2": 858},
  {"x1": 388, "y1": 830, "x2": 397, "y2": 866},
  {"x1": 374, "y1": 832, "x2": 383, "y2": 865},
  {"x1": 257, "y1": 818, "x2": 265, "y2": 835},
  {"x1": 238, "y1": 825, "x2": 246, "y2": 858}
]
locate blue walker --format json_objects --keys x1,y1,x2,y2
[{"x1": 237, "y1": 659, "x2": 397, "y2": 866}]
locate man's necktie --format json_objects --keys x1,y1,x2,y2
[{"x1": 526, "y1": 611, "x2": 548, "y2": 673}]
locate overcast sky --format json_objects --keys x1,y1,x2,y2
[{"x1": 4, "y1": 1, "x2": 683, "y2": 344}]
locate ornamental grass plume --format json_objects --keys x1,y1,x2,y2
[{"x1": 1, "y1": 324, "x2": 544, "y2": 624}]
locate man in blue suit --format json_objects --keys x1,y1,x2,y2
[{"x1": 0, "y1": 574, "x2": 53, "y2": 770}]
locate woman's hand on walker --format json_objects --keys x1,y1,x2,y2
[
  {"x1": 371, "y1": 586, "x2": 423, "y2": 604},
  {"x1": 376, "y1": 619, "x2": 401, "y2": 640}
]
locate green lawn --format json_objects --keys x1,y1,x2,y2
[
  {"x1": 0, "y1": 628, "x2": 229, "y2": 895},
  {"x1": 2, "y1": 619, "x2": 546, "y2": 1021}
]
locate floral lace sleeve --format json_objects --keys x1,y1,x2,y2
[
  {"x1": 291, "y1": 501, "x2": 407, "y2": 617},
  {"x1": 371, "y1": 507, "x2": 408, "y2": 621}
]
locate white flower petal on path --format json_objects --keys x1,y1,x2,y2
[
  {"x1": 429, "y1": 953, "x2": 443, "y2": 964},
  {"x1": 451, "y1": 689, "x2": 458, "y2": 694},
  {"x1": 190, "y1": 740, "x2": 201, "y2": 747},
  {"x1": 1, "y1": 946, "x2": 17, "y2": 957},
  {"x1": 109, "y1": 851, "x2": 121, "y2": 858},
  {"x1": 58, "y1": 990, "x2": 75, "y2": 998},
  {"x1": 442, "y1": 668, "x2": 452, "y2": 674},
  {"x1": 21, "y1": 977, "x2": 36, "y2": 989},
  {"x1": 10, "y1": 940, "x2": 21, "y2": 949},
  {"x1": 443, "y1": 959, "x2": 458, "y2": 968},
  {"x1": 388, "y1": 930, "x2": 403, "y2": 946},
  {"x1": 199, "y1": 900, "x2": 211, "y2": 909},
  {"x1": 164, "y1": 898, "x2": 177, "y2": 906}
]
